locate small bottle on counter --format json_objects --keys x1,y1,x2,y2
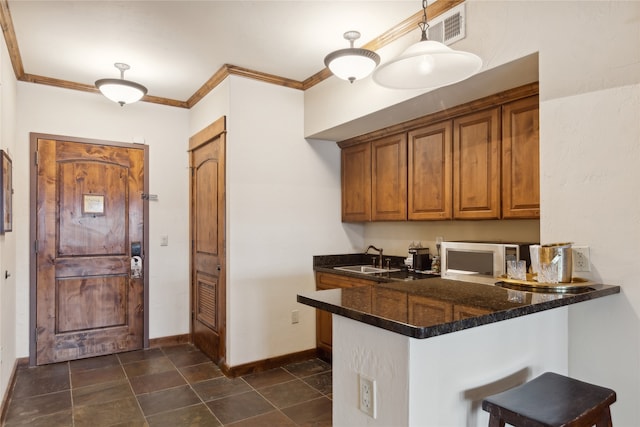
[
  {"x1": 431, "y1": 255, "x2": 440, "y2": 274},
  {"x1": 406, "y1": 241, "x2": 416, "y2": 271}
]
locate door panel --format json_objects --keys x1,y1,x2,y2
[
  {"x1": 195, "y1": 160, "x2": 218, "y2": 255},
  {"x1": 56, "y1": 276, "x2": 127, "y2": 332},
  {"x1": 189, "y1": 117, "x2": 226, "y2": 364},
  {"x1": 58, "y1": 161, "x2": 127, "y2": 255},
  {"x1": 35, "y1": 137, "x2": 145, "y2": 365}
]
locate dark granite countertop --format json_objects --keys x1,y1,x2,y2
[{"x1": 298, "y1": 275, "x2": 620, "y2": 339}]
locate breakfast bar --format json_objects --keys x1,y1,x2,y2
[{"x1": 297, "y1": 277, "x2": 620, "y2": 427}]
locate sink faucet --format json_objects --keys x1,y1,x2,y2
[{"x1": 365, "y1": 245, "x2": 383, "y2": 268}]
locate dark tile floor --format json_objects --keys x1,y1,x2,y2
[{"x1": 2, "y1": 344, "x2": 332, "y2": 426}]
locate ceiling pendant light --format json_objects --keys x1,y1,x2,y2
[
  {"x1": 95, "y1": 63, "x2": 148, "y2": 106},
  {"x1": 373, "y1": 0, "x2": 481, "y2": 90},
  {"x1": 324, "y1": 31, "x2": 380, "y2": 83}
]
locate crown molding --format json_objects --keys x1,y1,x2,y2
[
  {"x1": 186, "y1": 64, "x2": 304, "y2": 108},
  {"x1": 0, "y1": 0, "x2": 24, "y2": 78}
]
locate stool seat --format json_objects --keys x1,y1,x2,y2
[{"x1": 482, "y1": 372, "x2": 616, "y2": 427}]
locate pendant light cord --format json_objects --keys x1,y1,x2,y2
[{"x1": 417, "y1": 0, "x2": 430, "y2": 41}]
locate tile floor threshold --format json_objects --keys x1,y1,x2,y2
[{"x1": 2, "y1": 344, "x2": 332, "y2": 426}]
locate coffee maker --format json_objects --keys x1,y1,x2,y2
[{"x1": 409, "y1": 247, "x2": 431, "y2": 271}]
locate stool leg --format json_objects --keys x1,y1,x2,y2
[
  {"x1": 488, "y1": 414, "x2": 505, "y2": 427},
  {"x1": 595, "y1": 406, "x2": 613, "y2": 427}
]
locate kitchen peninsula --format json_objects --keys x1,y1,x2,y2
[{"x1": 298, "y1": 263, "x2": 619, "y2": 427}]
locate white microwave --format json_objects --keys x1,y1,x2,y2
[{"x1": 440, "y1": 241, "x2": 534, "y2": 284}]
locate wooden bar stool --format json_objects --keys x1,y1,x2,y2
[{"x1": 482, "y1": 372, "x2": 616, "y2": 427}]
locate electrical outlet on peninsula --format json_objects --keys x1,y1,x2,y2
[
  {"x1": 359, "y1": 374, "x2": 377, "y2": 418},
  {"x1": 573, "y1": 246, "x2": 591, "y2": 272}
]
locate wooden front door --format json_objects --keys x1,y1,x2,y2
[
  {"x1": 189, "y1": 117, "x2": 226, "y2": 364},
  {"x1": 33, "y1": 136, "x2": 147, "y2": 365}
]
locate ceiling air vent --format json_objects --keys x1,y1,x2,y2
[{"x1": 427, "y1": 3, "x2": 466, "y2": 46}]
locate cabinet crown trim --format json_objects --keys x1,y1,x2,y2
[{"x1": 337, "y1": 82, "x2": 538, "y2": 149}]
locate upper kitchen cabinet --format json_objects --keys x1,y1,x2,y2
[
  {"x1": 338, "y1": 84, "x2": 540, "y2": 222},
  {"x1": 341, "y1": 143, "x2": 371, "y2": 222},
  {"x1": 371, "y1": 134, "x2": 407, "y2": 221},
  {"x1": 408, "y1": 121, "x2": 452, "y2": 220},
  {"x1": 341, "y1": 133, "x2": 407, "y2": 222},
  {"x1": 501, "y1": 96, "x2": 540, "y2": 218},
  {"x1": 453, "y1": 107, "x2": 501, "y2": 219}
]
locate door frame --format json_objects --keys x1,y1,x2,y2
[{"x1": 29, "y1": 133, "x2": 150, "y2": 365}]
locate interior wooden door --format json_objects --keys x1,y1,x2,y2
[
  {"x1": 34, "y1": 137, "x2": 146, "y2": 365},
  {"x1": 189, "y1": 117, "x2": 226, "y2": 364}
]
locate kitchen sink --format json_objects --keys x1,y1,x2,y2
[{"x1": 334, "y1": 265, "x2": 401, "y2": 274}]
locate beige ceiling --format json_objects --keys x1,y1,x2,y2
[{"x1": 5, "y1": 0, "x2": 434, "y2": 107}]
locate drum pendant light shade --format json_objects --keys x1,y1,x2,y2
[
  {"x1": 324, "y1": 31, "x2": 380, "y2": 83},
  {"x1": 95, "y1": 63, "x2": 147, "y2": 106},
  {"x1": 373, "y1": 1, "x2": 481, "y2": 90}
]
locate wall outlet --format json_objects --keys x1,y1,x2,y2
[
  {"x1": 573, "y1": 246, "x2": 591, "y2": 272},
  {"x1": 291, "y1": 310, "x2": 299, "y2": 324},
  {"x1": 359, "y1": 374, "x2": 376, "y2": 418}
]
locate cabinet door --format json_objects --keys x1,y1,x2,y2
[
  {"x1": 316, "y1": 281, "x2": 334, "y2": 360},
  {"x1": 372, "y1": 134, "x2": 407, "y2": 221},
  {"x1": 453, "y1": 107, "x2": 501, "y2": 219},
  {"x1": 408, "y1": 121, "x2": 452, "y2": 220},
  {"x1": 502, "y1": 96, "x2": 540, "y2": 218},
  {"x1": 408, "y1": 294, "x2": 453, "y2": 326},
  {"x1": 342, "y1": 143, "x2": 371, "y2": 222},
  {"x1": 372, "y1": 288, "x2": 408, "y2": 323}
]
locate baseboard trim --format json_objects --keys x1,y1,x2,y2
[
  {"x1": 221, "y1": 348, "x2": 319, "y2": 378},
  {"x1": 148, "y1": 334, "x2": 191, "y2": 348},
  {"x1": 1, "y1": 357, "x2": 29, "y2": 425}
]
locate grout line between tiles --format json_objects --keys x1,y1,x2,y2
[{"x1": 159, "y1": 345, "x2": 224, "y2": 426}]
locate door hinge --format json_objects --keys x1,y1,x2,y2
[
  {"x1": 34, "y1": 151, "x2": 39, "y2": 165},
  {"x1": 34, "y1": 328, "x2": 38, "y2": 343},
  {"x1": 34, "y1": 240, "x2": 39, "y2": 254}
]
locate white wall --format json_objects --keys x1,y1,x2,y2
[
  {"x1": 362, "y1": 220, "x2": 540, "y2": 259},
  {"x1": 543, "y1": 82, "x2": 640, "y2": 425},
  {"x1": 14, "y1": 84, "x2": 191, "y2": 355},
  {"x1": 305, "y1": 1, "x2": 640, "y2": 424},
  {"x1": 191, "y1": 75, "x2": 363, "y2": 366},
  {"x1": 189, "y1": 78, "x2": 230, "y2": 135},
  {"x1": 0, "y1": 26, "x2": 18, "y2": 404},
  {"x1": 333, "y1": 308, "x2": 567, "y2": 427}
]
